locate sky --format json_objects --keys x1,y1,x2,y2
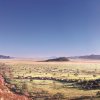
[{"x1": 0, "y1": 0, "x2": 100, "y2": 58}]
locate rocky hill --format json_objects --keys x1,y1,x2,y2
[{"x1": 44, "y1": 57, "x2": 69, "y2": 62}]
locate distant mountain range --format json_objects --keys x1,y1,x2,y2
[
  {"x1": 1, "y1": 54, "x2": 100, "y2": 60},
  {"x1": 0, "y1": 55, "x2": 11, "y2": 59},
  {"x1": 69, "y1": 54, "x2": 100, "y2": 60},
  {"x1": 44, "y1": 54, "x2": 100, "y2": 61}
]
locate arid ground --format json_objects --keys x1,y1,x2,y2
[{"x1": 0, "y1": 59, "x2": 100, "y2": 100}]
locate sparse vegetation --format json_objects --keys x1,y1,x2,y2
[{"x1": 0, "y1": 60, "x2": 100, "y2": 100}]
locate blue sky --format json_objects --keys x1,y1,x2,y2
[{"x1": 0, "y1": 0, "x2": 100, "y2": 57}]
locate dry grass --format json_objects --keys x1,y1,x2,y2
[{"x1": 0, "y1": 59, "x2": 100, "y2": 99}]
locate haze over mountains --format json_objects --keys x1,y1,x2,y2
[
  {"x1": 69, "y1": 54, "x2": 100, "y2": 60},
  {"x1": 1, "y1": 54, "x2": 100, "y2": 60}
]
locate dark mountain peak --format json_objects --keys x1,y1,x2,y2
[{"x1": 0, "y1": 55, "x2": 11, "y2": 59}]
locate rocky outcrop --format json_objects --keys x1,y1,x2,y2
[{"x1": 44, "y1": 57, "x2": 69, "y2": 62}]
